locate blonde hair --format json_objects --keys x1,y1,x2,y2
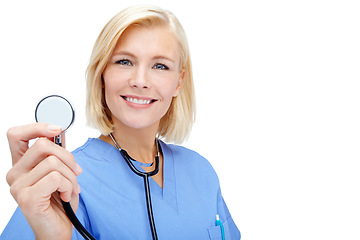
[{"x1": 86, "y1": 5, "x2": 195, "y2": 143}]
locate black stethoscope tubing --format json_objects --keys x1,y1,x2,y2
[
  {"x1": 116, "y1": 143, "x2": 160, "y2": 240},
  {"x1": 55, "y1": 134, "x2": 161, "y2": 240},
  {"x1": 35, "y1": 95, "x2": 159, "y2": 239},
  {"x1": 58, "y1": 134, "x2": 161, "y2": 240},
  {"x1": 53, "y1": 140, "x2": 96, "y2": 240},
  {"x1": 62, "y1": 201, "x2": 96, "y2": 240},
  {"x1": 54, "y1": 139, "x2": 96, "y2": 240}
]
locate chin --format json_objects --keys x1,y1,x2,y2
[{"x1": 117, "y1": 116, "x2": 160, "y2": 130}]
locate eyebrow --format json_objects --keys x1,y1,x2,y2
[
  {"x1": 152, "y1": 55, "x2": 176, "y2": 63},
  {"x1": 112, "y1": 51, "x2": 176, "y2": 63}
]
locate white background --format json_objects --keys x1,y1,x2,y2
[{"x1": 0, "y1": 0, "x2": 359, "y2": 239}]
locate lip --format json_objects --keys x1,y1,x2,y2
[{"x1": 121, "y1": 95, "x2": 158, "y2": 109}]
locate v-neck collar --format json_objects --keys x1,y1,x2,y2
[
  {"x1": 91, "y1": 138, "x2": 179, "y2": 213},
  {"x1": 147, "y1": 140, "x2": 178, "y2": 213}
]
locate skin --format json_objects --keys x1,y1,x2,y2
[
  {"x1": 6, "y1": 24, "x2": 184, "y2": 239},
  {"x1": 100, "y1": 24, "x2": 184, "y2": 188},
  {"x1": 6, "y1": 123, "x2": 81, "y2": 240}
]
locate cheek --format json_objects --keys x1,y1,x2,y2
[
  {"x1": 103, "y1": 70, "x2": 133, "y2": 102},
  {"x1": 103, "y1": 69, "x2": 125, "y2": 88},
  {"x1": 156, "y1": 83, "x2": 178, "y2": 105},
  {"x1": 155, "y1": 74, "x2": 181, "y2": 98},
  {"x1": 102, "y1": 70, "x2": 125, "y2": 109}
]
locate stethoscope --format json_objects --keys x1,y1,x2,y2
[
  {"x1": 109, "y1": 133, "x2": 160, "y2": 240},
  {"x1": 35, "y1": 95, "x2": 160, "y2": 240}
]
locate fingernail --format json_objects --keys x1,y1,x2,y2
[
  {"x1": 75, "y1": 163, "x2": 83, "y2": 174},
  {"x1": 47, "y1": 124, "x2": 62, "y2": 131}
]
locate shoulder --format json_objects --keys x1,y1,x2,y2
[
  {"x1": 70, "y1": 138, "x2": 122, "y2": 175},
  {"x1": 71, "y1": 138, "x2": 99, "y2": 157},
  {"x1": 164, "y1": 142, "x2": 208, "y2": 164},
  {"x1": 164, "y1": 142, "x2": 200, "y2": 157},
  {"x1": 162, "y1": 141, "x2": 219, "y2": 182},
  {"x1": 71, "y1": 138, "x2": 117, "y2": 159}
]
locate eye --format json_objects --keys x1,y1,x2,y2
[
  {"x1": 153, "y1": 63, "x2": 169, "y2": 70},
  {"x1": 115, "y1": 59, "x2": 132, "y2": 66}
]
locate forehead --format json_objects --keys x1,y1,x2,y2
[{"x1": 113, "y1": 25, "x2": 180, "y2": 60}]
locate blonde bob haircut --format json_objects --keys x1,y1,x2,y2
[{"x1": 86, "y1": 5, "x2": 195, "y2": 143}]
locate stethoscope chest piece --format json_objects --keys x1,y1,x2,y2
[{"x1": 35, "y1": 95, "x2": 75, "y2": 132}]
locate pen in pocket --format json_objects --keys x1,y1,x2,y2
[{"x1": 216, "y1": 214, "x2": 225, "y2": 240}]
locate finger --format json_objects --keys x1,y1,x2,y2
[
  {"x1": 25, "y1": 137, "x2": 80, "y2": 174},
  {"x1": 19, "y1": 171, "x2": 74, "y2": 209},
  {"x1": 7, "y1": 138, "x2": 82, "y2": 186},
  {"x1": 7, "y1": 123, "x2": 62, "y2": 164},
  {"x1": 10, "y1": 155, "x2": 80, "y2": 199},
  {"x1": 32, "y1": 155, "x2": 80, "y2": 195},
  {"x1": 43, "y1": 171, "x2": 73, "y2": 202}
]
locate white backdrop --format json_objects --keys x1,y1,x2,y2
[{"x1": 0, "y1": 0, "x2": 359, "y2": 239}]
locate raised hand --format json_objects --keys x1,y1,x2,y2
[{"x1": 6, "y1": 123, "x2": 82, "y2": 240}]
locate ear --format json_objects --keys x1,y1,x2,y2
[{"x1": 173, "y1": 68, "x2": 185, "y2": 97}]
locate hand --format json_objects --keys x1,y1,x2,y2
[{"x1": 6, "y1": 123, "x2": 82, "y2": 240}]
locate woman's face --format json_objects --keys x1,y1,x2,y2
[{"x1": 103, "y1": 25, "x2": 184, "y2": 131}]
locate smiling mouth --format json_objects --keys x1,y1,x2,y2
[{"x1": 121, "y1": 96, "x2": 158, "y2": 105}]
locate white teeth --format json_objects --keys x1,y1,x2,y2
[{"x1": 126, "y1": 97, "x2": 151, "y2": 104}]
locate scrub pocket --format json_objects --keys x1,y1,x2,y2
[
  {"x1": 207, "y1": 216, "x2": 240, "y2": 240},
  {"x1": 207, "y1": 225, "x2": 223, "y2": 240}
]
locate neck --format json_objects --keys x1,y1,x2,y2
[{"x1": 100, "y1": 121, "x2": 159, "y2": 164}]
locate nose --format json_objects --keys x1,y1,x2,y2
[{"x1": 129, "y1": 66, "x2": 150, "y2": 90}]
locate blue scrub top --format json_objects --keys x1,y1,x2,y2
[{"x1": 1, "y1": 138, "x2": 240, "y2": 240}]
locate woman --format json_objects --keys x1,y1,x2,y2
[{"x1": 1, "y1": 5, "x2": 240, "y2": 240}]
